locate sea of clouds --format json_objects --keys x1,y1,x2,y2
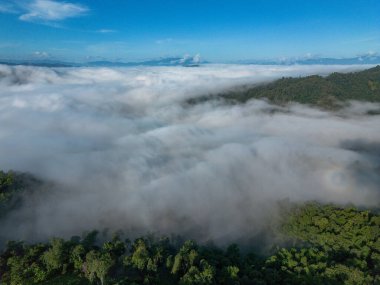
[{"x1": 0, "y1": 64, "x2": 379, "y2": 244}]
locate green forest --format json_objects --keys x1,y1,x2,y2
[
  {"x1": 1, "y1": 170, "x2": 379, "y2": 284},
  {"x1": 0, "y1": 170, "x2": 41, "y2": 218},
  {"x1": 187, "y1": 65, "x2": 380, "y2": 110}
]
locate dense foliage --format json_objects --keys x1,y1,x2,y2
[
  {"x1": 0, "y1": 170, "x2": 40, "y2": 218},
  {"x1": 0, "y1": 202, "x2": 378, "y2": 285},
  {"x1": 272, "y1": 203, "x2": 380, "y2": 284},
  {"x1": 187, "y1": 65, "x2": 380, "y2": 109}
]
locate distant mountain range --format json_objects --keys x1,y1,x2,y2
[
  {"x1": 237, "y1": 54, "x2": 380, "y2": 65},
  {"x1": 0, "y1": 55, "x2": 206, "y2": 68},
  {"x1": 85, "y1": 55, "x2": 205, "y2": 67},
  {"x1": 1, "y1": 55, "x2": 379, "y2": 67},
  {"x1": 0, "y1": 59, "x2": 75, "y2": 68}
]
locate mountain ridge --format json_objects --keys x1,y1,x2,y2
[
  {"x1": 1, "y1": 55, "x2": 379, "y2": 68},
  {"x1": 187, "y1": 65, "x2": 380, "y2": 110},
  {"x1": 0, "y1": 55, "x2": 207, "y2": 68}
]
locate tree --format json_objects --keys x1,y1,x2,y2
[
  {"x1": 70, "y1": 244, "x2": 86, "y2": 273},
  {"x1": 180, "y1": 260, "x2": 215, "y2": 285},
  {"x1": 42, "y1": 238, "x2": 68, "y2": 274},
  {"x1": 85, "y1": 251, "x2": 114, "y2": 285},
  {"x1": 171, "y1": 240, "x2": 199, "y2": 275}
]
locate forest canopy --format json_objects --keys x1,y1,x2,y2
[
  {"x1": 187, "y1": 65, "x2": 380, "y2": 110},
  {"x1": 1, "y1": 65, "x2": 380, "y2": 284},
  {"x1": 0, "y1": 171, "x2": 379, "y2": 285}
]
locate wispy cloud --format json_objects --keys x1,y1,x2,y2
[
  {"x1": 32, "y1": 51, "x2": 50, "y2": 58},
  {"x1": 0, "y1": 2, "x2": 17, "y2": 13},
  {"x1": 155, "y1": 38, "x2": 174, "y2": 45},
  {"x1": 96, "y1": 29, "x2": 116, "y2": 34},
  {"x1": 19, "y1": 0, "x2": 88, "y2": 22},
  {"x1": 0, "y1": 0, "x2": 88, "y2": 25}
]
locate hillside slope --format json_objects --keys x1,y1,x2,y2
[{"x1": 187, "y1": 65, "x2": 380, "y2": 109}]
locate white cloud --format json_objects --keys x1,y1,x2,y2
[
  {"x1": 32, "y1": 51, "x2": 50, "y2": 58},
  {"x1": 193, "y1": 53, "x2": 201, "y2": 63},
  {"x1": 0, "y1": 64, "x2": 379, "y2": 243},
  {"x1": 179, "y1": 53, "x2": 191, "y2": 63},
  {"x1": 19, "y1": 0, "x2": 88, "y2": 22},
  {"x1": 96, "y1": 29, "x2": 116, "y2": 34}
]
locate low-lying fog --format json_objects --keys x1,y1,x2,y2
[{"x1": 0, "y1": 64, "x2": 379, "y2": 244}]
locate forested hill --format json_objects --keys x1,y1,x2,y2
[
  {"x1": 0, "y1": 201, "x2": 379, "y2": 285},
  {"x1": 187, "y1": 65, "x2": 380, "y2": 109},
  {"x1": 1, "y1": 171, "x2": 380, "y2": 284}
]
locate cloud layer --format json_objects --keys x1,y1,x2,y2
[
  {"x1": 0, "y1": 64, "x2": 379, "y2": 244},
  {"x1": 20, "y1": 0, "x2": 87, "y2": 22},
  {"x1": 0, "y1": 0, "x2": 88, "y2": 23}
]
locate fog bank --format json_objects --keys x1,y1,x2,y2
[{"x1": 0, "y1": 64, "x2": 379, "y2": 244}]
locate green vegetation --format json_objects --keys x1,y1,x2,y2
[
  {"x1": 269, "y1": 203, "x2": 380, "y2": 284},
  {"x1": 187, "y1": 65, "x2": 380, "y2": 109},
  {"x1": 0, "y1": 170, "x2": 40, "y2": 218},
  {"x1": 0, "y1": 202, "x2": 378, "y2": 284},
  {"x1": 1, "y1": 171, "x2": 379, "y2": 284}
]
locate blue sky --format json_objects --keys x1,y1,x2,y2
[{"x1": 0, "y1": 0, "x2": 379, "y2": 62}]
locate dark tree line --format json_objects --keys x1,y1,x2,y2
[{"x1": 0, "y1": 170, "x2": 41, "y2": 218}]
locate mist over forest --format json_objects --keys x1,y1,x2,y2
[
  {"x1": 0, "y1": 64, "x2": 379, "y2": 244},
  {"x1": 1, "y1": 62, "x2": 380, "y2": 285},
  {"x1": 1, "y1": 0, "x2": 380, "y2": 282}
]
